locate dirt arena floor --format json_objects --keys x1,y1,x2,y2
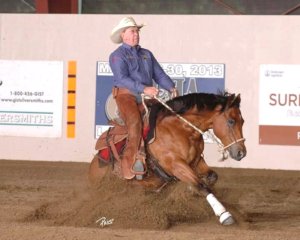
[{"x1": 0, "y1": 159, "x2": 299, "y2": 240}]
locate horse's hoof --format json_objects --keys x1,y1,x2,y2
[
  {"x1": 207, "y1": 171, "x2": 218, "y2": 186},
  {"x1": 219, "y1": 211, "x2": 235, "y2": 225},
  {"x1": 201, "y1": 171, "x2": 218, "y2": 186}
]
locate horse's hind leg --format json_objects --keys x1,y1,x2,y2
[{"x1": 88, "y1": 155, "x2": 110, "y2": 185}]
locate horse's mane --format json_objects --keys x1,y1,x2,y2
[{"x1": 162, "y1": 91, "x2": 238, "y2": 116}]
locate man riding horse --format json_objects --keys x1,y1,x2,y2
[
  {"x1": 109, "y1": 17, "x2": 178, "y2": 180},
  {"x1": 92, "y1": 17, "x2": 247, "y2": 226}
]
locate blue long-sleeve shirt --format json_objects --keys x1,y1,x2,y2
[{"x1": 109, "y1": 43, "x2": 175, "y2": 95}]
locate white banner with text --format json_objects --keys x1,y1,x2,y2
[
  {"x1": 0, "y1": 60, "x2": 64, "y2": 137},
  {"x1": 259, "y1": 64, "x2": 300, "y2": 145}
]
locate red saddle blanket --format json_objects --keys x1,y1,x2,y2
[{"x1": 96, "y1": 123, "x2": 150, "y2": 164}]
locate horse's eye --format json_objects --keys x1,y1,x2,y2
[{"x1": 227, "y1": 119, "x2": 235, "y2": 126}]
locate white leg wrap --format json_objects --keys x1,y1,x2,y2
[{"x1": 206, "y1": 193, "x2": 226, "y2": 216}]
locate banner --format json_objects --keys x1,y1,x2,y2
[
  {"x1": 0, "y1": 60, "x2": 64, "y2": 138},
  {"x1": 259, "y1": 64, "x2": 300, "y2": 145},
  {"x1": 95, "y1": 61, "x2": 225, "y2": 139}
]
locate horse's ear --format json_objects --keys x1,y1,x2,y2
[
  {"x1": 232, "y1": 94, "x2": 241, "y2": 107},
  {"x1": 224, "y1": 94, "x2": 235, "y2": 110},
  {"x1": 228, "y1": 93, "x2": 241, "y2": 108}
]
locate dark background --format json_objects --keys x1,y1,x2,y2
[{"x1": 0, "y1": 0, "x2": 299, "y2": 15}]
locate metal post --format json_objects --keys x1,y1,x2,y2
[{"x1": 78, "y1": 0, "x2": 82, "y2": 14}]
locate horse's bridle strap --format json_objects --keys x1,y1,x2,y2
[
  {"x1": 220, "y1": 137, "x2": 245, "y2": 151},
  {"x1": 151, "y1": 95, "x2": 205, "y2": 135}
]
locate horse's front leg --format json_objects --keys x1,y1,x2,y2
[
  {"x1": 192, "y1": 155, "x2": 218, "y2": 186},
  {"x1": 171, "y1": 159, "x2": 234, "y2": 225}
]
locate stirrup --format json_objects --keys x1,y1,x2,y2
[
  {"x1": 131, "y1": 151, "x2": 147, "y2": 180},
  {"x1": 132, "y1": 159, "x2": 146, "y2": 180}
]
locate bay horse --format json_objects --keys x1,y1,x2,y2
[{"x1": 89, "y1": 92, "x2": 246, "y2": 225}]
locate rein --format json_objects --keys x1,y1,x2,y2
[{"x1": 142, "y1": 94, "x2": 244, "y2": 161}]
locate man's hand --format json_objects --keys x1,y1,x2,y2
[{"x1": 143, "y1": 86, "x2": 159, "y2": 97}]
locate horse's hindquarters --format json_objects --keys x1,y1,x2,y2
[{"x1": 88, "y1": 155, "x2": 109, "y2": 184}]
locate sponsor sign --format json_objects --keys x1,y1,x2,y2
[
  {"x1": 0, "y1": 60, "x2": 64, "y2": 137},
  {"x1": 259, "y1": 64, "x2": 300, "y2": 145},
  {"x1": 95, "y1": 61, "x2": 225, "y2": 140}
]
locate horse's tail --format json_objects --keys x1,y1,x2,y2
[{"x1": 146, "y1": 102, "x2": 163, "y2": 144}]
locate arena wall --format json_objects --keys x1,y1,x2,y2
[{"x1": 0, "y1": 14, "x2": 299, "y2": 170}]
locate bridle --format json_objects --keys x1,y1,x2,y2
[
  {"x1": 142, "y1": 94, "x2": 245, "y2": 161},
  {"x1": 220, "y1": 111, "x2": 245, "y2": 152}
]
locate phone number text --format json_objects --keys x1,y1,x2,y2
[{"x1": 10, "y1": 91, "x2": 44, "y2": 97}]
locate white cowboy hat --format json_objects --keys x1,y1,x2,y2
[{"x1": 110, "y1": 17, "x2": 144, "y2": 44}]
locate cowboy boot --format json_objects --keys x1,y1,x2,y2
[{"x1": 115, "y1": 93, "x2": 142, "y2": 179}]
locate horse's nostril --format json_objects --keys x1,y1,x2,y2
[{"x1": 237, "y1": 150, "x2": 246, "y2": 160}]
